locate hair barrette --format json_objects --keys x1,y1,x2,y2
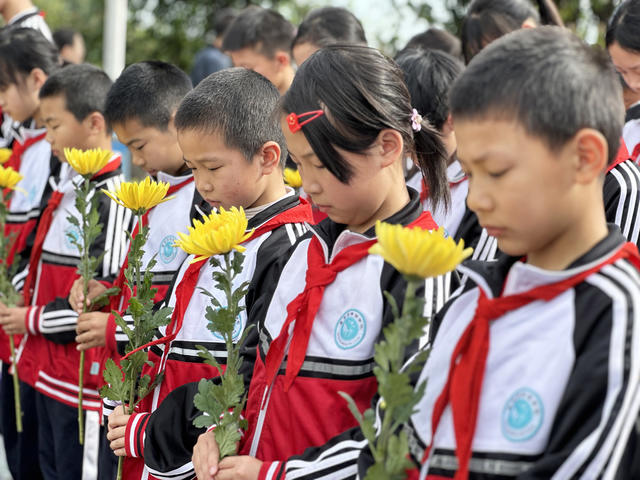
[
  {"x1": 286, "y1": 110, "x2": 324, "y2": 133},
  {"x1": 411, "y1": 108, "x2": 423, "y2": 132}
]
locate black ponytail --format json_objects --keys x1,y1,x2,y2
[{"x1": 281, "y1": 45, "x2": 449, "y2": 212}]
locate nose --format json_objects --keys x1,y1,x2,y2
[
  {"x1": 130, "y1": 151, "x2": 145, "y2": 167},
  {"x1": 194, "y1": 172, "x2": 212, "y2": 194},
  {"x1": 299, "y1": 168, "x2": 321, "y2": 196},
  {"x1": 465, "y1": 178, "x2": 493, "y2": 215},
  {"x1": 45, "y1": 128, "x2": 54, "y2": 146}
]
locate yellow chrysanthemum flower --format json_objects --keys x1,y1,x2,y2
[
  {"x1": 0, "y1": 148, "x2": 12, "y2": 165},
  {"x1": 175, "y1": 207, "x2": 254, "y2": 262},
  {"x1": 369, "y1": 222, "x2": 473, "y2": 279},
  {"x1": 102, "y1": 176, "x2": 172, "y2": 214},
  {"x1": 283, "y1": 168, "x2": 302, "y2": 188},
  {"x1": 64, "y1": 148, "x2": 112, "y2": 176},
  {"x1": 0, "y1": 165, "x2": 23, "y2": 190}
]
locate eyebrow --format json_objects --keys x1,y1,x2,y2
[{"x1": 126, "y1": 138, "x2": 143, "y2": 147}]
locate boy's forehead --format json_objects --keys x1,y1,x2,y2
[
  {"x1": 114, "y1": 118, "x2": 163, "y2": 142},
  {"x1": 454, "y1": 116, "x2": 533, "y2": 162}
]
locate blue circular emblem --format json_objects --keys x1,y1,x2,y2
[
  {"x1": 211, "y1": 313, "x2": 243, "y2": 342},
  {"x1": 334, "y1": 309, "x2": 366, "y2": 350},
  {"x1": 158, "y1": 235, "x2": 178, "y2": 264},
  {"x1": 64, "y1": 225, "x2": 81, "y2": 250},
  {"x1": 502, "y1": 388, "x2": 544, "y2": 442}
]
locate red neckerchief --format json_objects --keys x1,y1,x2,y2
[
  {"x1": 108, "y1": 176, "x2": 195, "y2": 311},
  {"x1": 6, "y1": 131, "x2": 46, "y2": 172},
  {"x1": 121, "y1": 201, "x2": 314, "y2": 361},
  {"x1": 421, "y1": 242, "x2": 640, "y2": 479},
  {"x1": 22, "y1": 157, "x2": 122, "y2": 305},
  {"x1": 264, "y1": 211, "x2": 438, "y2": 392},
  {"x1": 609, "y1": 139, "x2": 630, "y2": 173}
]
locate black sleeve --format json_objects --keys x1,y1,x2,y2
[{"x1": 603, "y1": 159, "x2": 640, "y2": 247}]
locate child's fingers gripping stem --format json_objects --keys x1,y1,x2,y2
[{"x1": 193, "y1": 430, "x2": 221, "y2": 480}]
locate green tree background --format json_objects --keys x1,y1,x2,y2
[{"x1": 35, "y1": 0, "x2": 618, "y2": 73}]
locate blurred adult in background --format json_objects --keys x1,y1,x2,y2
[
  {"x1": 461, "y1": 0, "x2": 563, "y2": 63},
  {"x1": 396, "y1": 27, "x2": 463, "y2": 60},
  {"x1": 222, "y1": 6, "x2": 295, "y2": 94},
  {"x1": 53, "y1": 28, "x2": 85, "y2": 64},
  {"x1": 190, "y1": 8, "x2": 236, "y2": 86},
  {"x1": 291, "y1": 7, "x2": 367, "y2": 66}
]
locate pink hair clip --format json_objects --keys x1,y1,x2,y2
[
  {"x1": 411, "y1": 108, "x2": 423, "y2": 132},
  {"x1": 286, "y1": 110, "x2": 324, "y2": 133}
]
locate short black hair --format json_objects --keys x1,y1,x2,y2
[
  {"x1": 40, "y1": 64, "x2": 112, "y2": 127},
  {"x1": 461, "y1": 0, "x2": 564, "y2": 63},
  {"x1": 211, "y1": 8, "x2": 238, "y2": 37},
  {"x1": 0, "y1": 27, "x2": 60, "y2": 89},
  {"x1": 52, "y1": 28, "x2": 78, "y2": 50},
  {"x1": 222, "y1": 6, "x2": 295, "y2": 58},
  {"x1": 606, "y1": 0, "x2": 640, "y2": 51},
  {"x1": 396, "y1": 49, "x2": 464, "y2": 130},
  {"x1": 104, "y1": 61, "x2": 192, "y2": 131},
  {"x1": 398, "y1": 28, "x2": 462, "y2": 61},
  {"x1": 282, "y1": 45, "x2": 449, "y2": 211},
  {"x1": 292, "y1": 7, "x2": 367, "y2": 51},
  {"x1": 451, "y1": 27, "x2": 623, "y2": 164},
  {"x1": 175, "y1": 67, "x2": 287, "y2": 167}
]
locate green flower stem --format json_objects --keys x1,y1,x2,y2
[
  {"x1": 9, "y1": 335, "x2": 21, "y2": 432},
  {"x1": 0, "y1": 191, "x2": 22, "y2": 432},
  {"x1": 77, "y1": 177, "x2": 92, "y2": 445}
]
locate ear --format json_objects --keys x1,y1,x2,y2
[
  {"x1": 573, "y1": 128, "x2": 608, "y2": 184},
  {"x1": 84, "y1": 111, "x2": 108, "y2": 136},
  {"x1": 274, "y1": 51, "x2": 291, "y2": 68},
  {"x1": 521, "y1": 18, "x2": 537, "y2": 29},
  {"x1": 257, "y1": 141, "x2": 282, "y2": 175},
  {"x1": 28, "y1": 68, "x2": 48, "y2": 91},
  {"x1": 441, "y1": 114, "x2": 454, "y2": 136},
  {"x1": 376, "y1": 129, "x2": 404, "y2": 169}
]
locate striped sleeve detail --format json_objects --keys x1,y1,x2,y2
[
  {"x1": 40, "y1": 308, "x2": 78, "y2": 334},
  {"x1": 125, "y1": 412, "x2": 151, "y2": 459},
  {"x1": 12, "y1": 265, "x2": 28, "y2": 292},
  {"x1": 25, "y1": 305, "x2": 44, "y2": 335},
  {"x1": 605, "y1": 160, "x2": 640, "y2": 246},
  {"x1": 549, "y1": 259, "x2": 640, "y2": 478},
  {"x1": 146, "y1": 462, "x2": 196, "y2": 480},
  {"x1": 114, "y1": 313, "x2": 135, "y2": 354},
  {"x1": 264, "y1": 439, "x2": 365, "y2": 480}
]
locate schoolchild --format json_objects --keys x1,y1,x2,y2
[
  {"x1": 104, "y1": 67, "x2": 313, "y2": 479},
  {"x1": 0, "y1": 63, "x2": 131, "y2": 479}
]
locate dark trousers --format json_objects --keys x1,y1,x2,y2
[
  {"x1": 0, "y1": 364, "x2": 43, "y2": 480},
  {"x1": 35, "y1": 391, "x2": 85, "y2": 480},
  {"x1": 97, "y1": 422, "x2": 117, "y2": 480}
]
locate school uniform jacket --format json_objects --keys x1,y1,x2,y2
[
  {"x1": 0, "y1": 127, "x2": 58, "y2": 365},
  {"x1": 623, "y1": 101, "x2": 640, "y2": 163},
  {"x1": 16, "y1": 159, "x2": 133, "y2": 412},
  {"x1": 270, "y1": 226, "x2": 640, "y2": 480},
  {"x1": 140, "y1": 189, "x2": 455, "y2": 480},
  {"x1": 115, "y1": 193, "x2": 311, "y2": 479}
]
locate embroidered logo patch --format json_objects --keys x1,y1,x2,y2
[
  {"x1": 502, "y1": 387, "x2": 544, "y2": 442},
  {"x1": 64, "y1": 225, "x2": 81, "y2": 250},
  {"x1": 334, "y1": 309, "x2": 366, "y2": 350},
  {"x1": 211, "y1": 312, "x2": 244, "y2": 342},
  {"x1": 158, "y1": 234, "x2": 178, "y2": 264}
]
